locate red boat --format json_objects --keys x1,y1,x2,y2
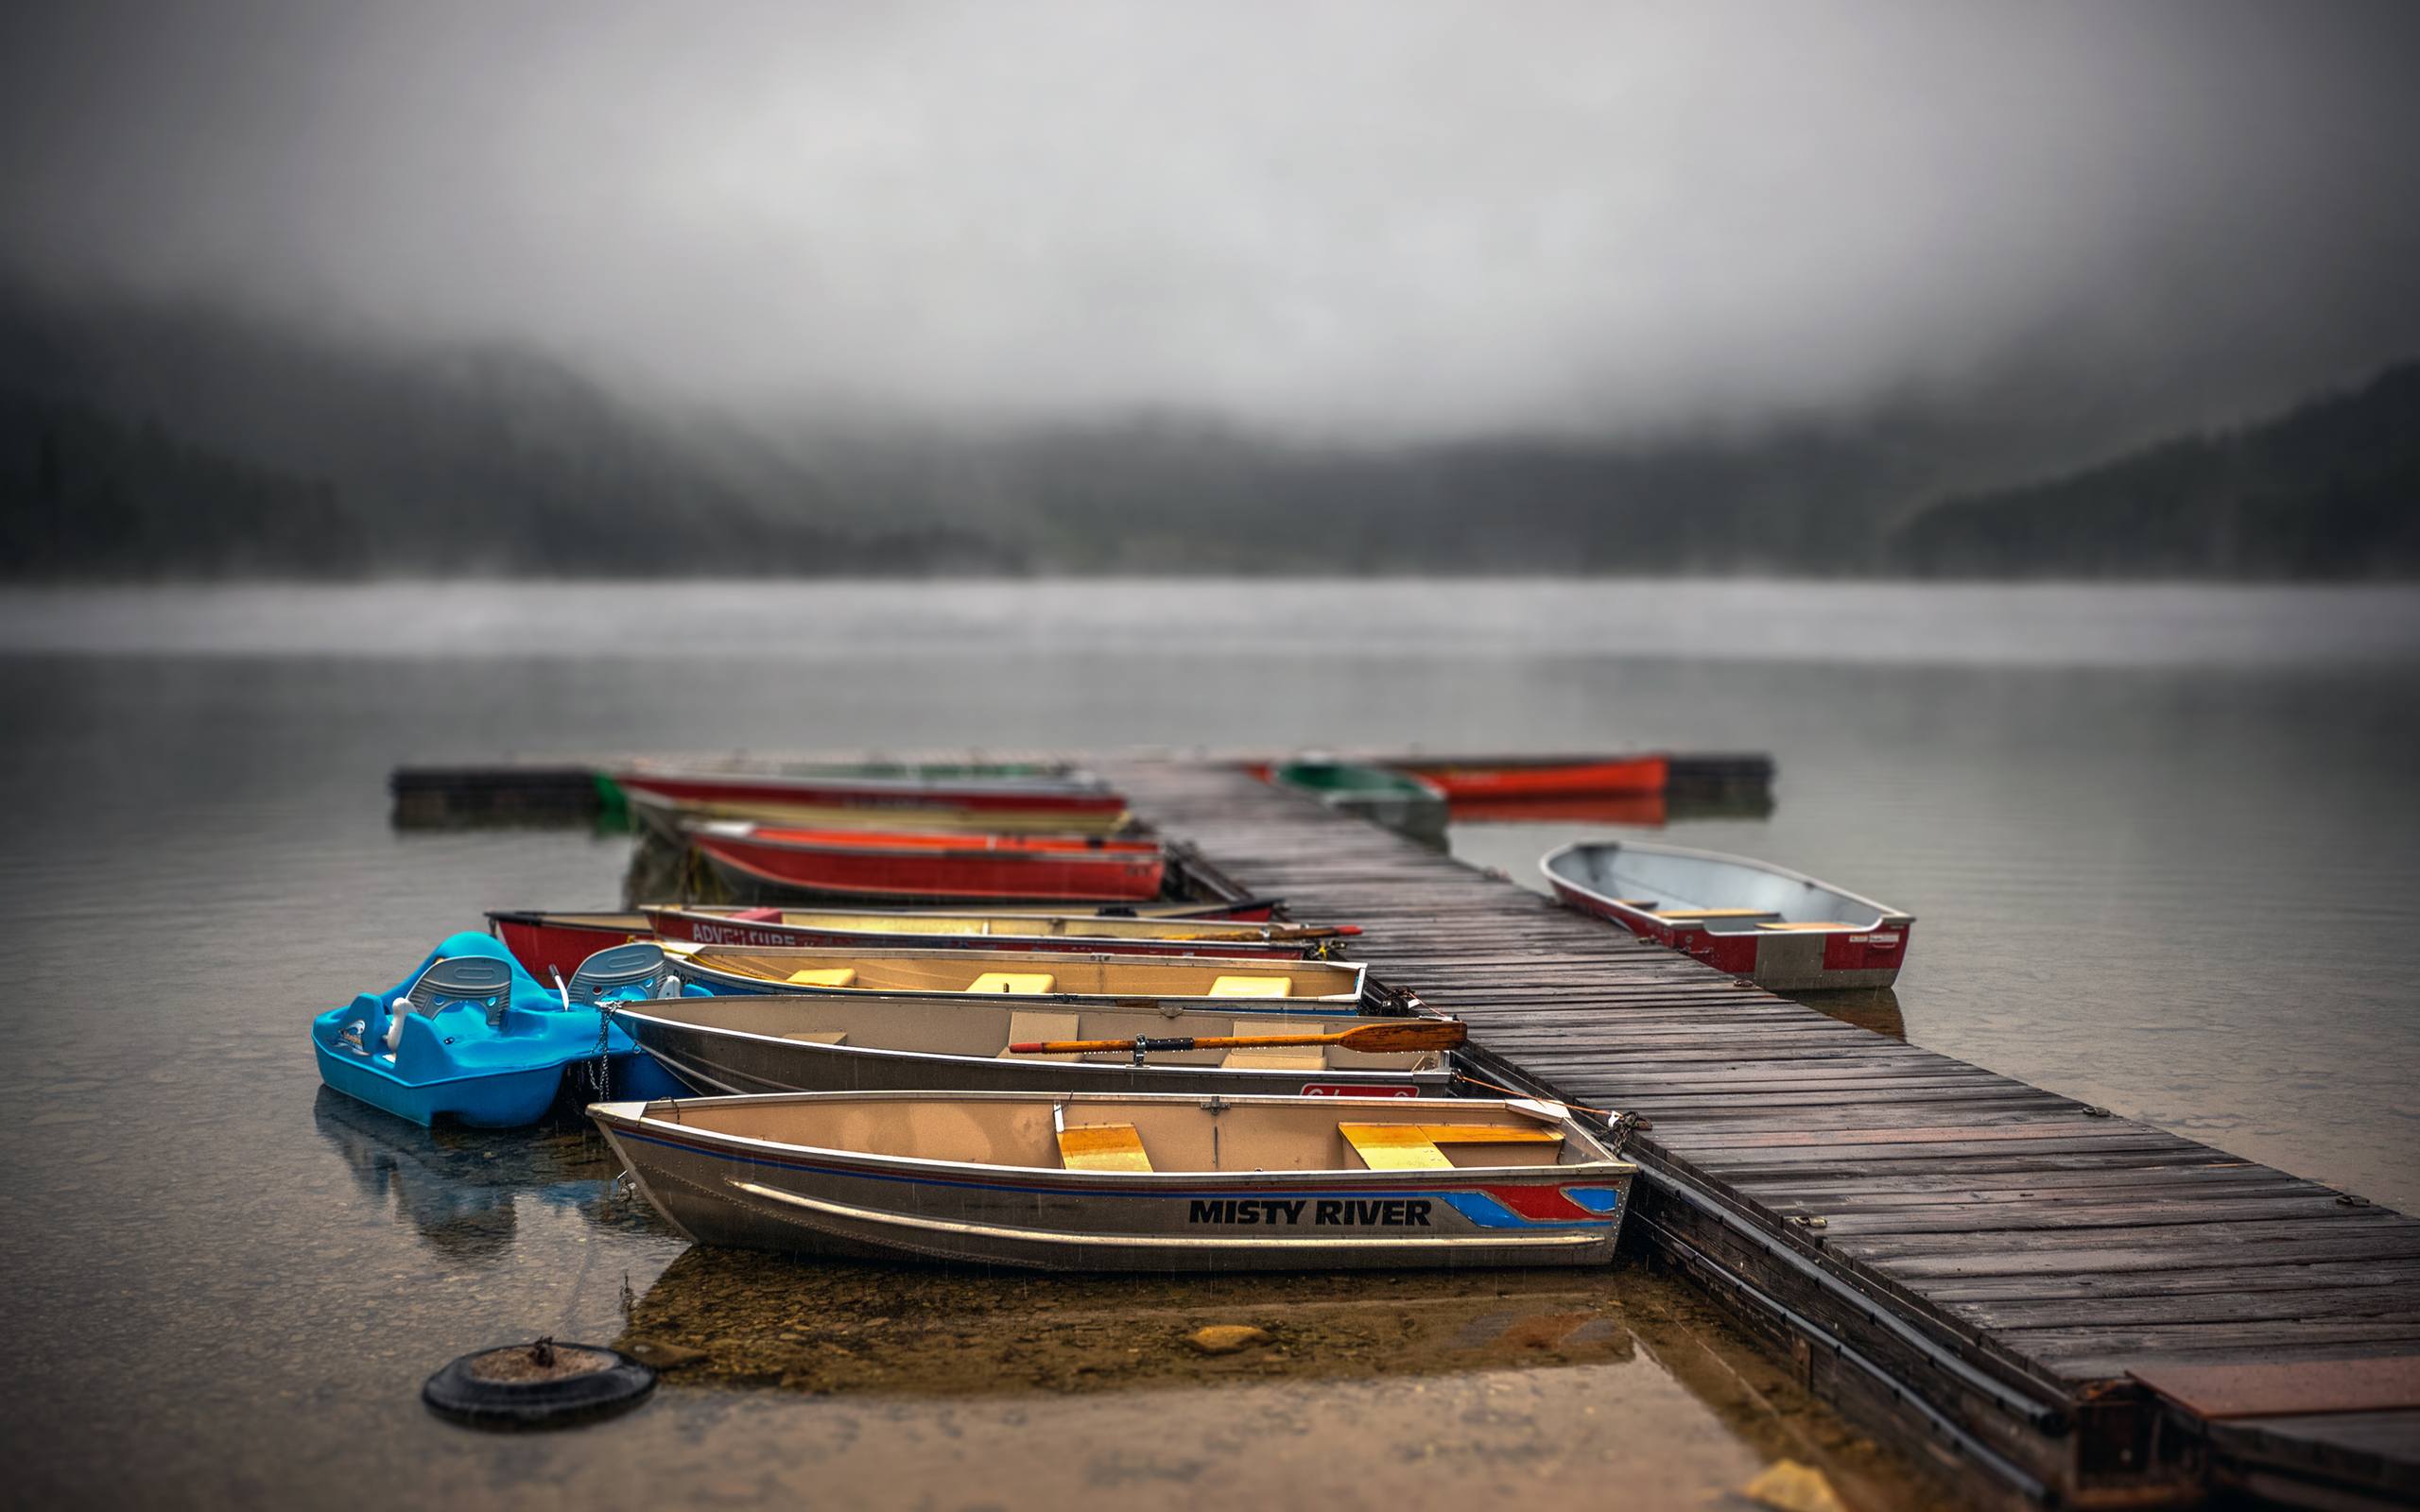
[
  {"x1": 486, "y1": 898, "x2": 1288, "y2": 981},
  {"x1": 688, "y1": 823, "x2": 1168, "y2": 902},
  {"x1": 611, "y1": 765, "x2": 1129, "y2": 830},
  {"x1": 484, "y1": 910, "x2": 653, "y2": 982},
  {"x1": 1393, "y1": 754, "x2": 1669, "y2": 801}
]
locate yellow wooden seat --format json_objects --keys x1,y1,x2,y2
[
  {"x1": 779, "y1": 1030, "x2": 849, "y2": 1045},
  {"x1": 1208, "y1": 974, "x2": 1290, "y2": 998},
  {"x1": 1000, "y1": 1009, "x2": 1083, "y2": 1061},
  {"x1": 785, "y1": 968, "x2": 859, "y2": 987},
  {"x1": 1652, "y1": 908, "x2": 1777, "y2": 920},
  {"x1": 1755, "y1": 920, "x2": 1857, "y2": 932},
  {"x1": 1220, "y1": 1045, "x2": 1326, "y2": 1071},
  {"x1": 967, "y1": 971, "x2": 1055, "y2": 994},
  {"x1": 1340, "y1": 1122, "x2": 1564, "y2": 1171},
  {"x1": 1057, "y1": 1122, "x2": 1152, "y2": 1172}
]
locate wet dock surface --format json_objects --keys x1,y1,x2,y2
[{"x1": 1099, "y1": 758, "x2": 2420, "y2": 1508}]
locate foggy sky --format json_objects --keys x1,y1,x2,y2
[{"x1": 3, "y1": 1, "x2": 2416, "y2": 440}]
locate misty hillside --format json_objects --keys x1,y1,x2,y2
[
  {"x1": 2, "y1": 283, "x2": 2412, "y2": 580},
  {"x1": 1891, "y1": 365, "x2": 2420, "y2": 578},
  {"x1": 0, "y1": 288, "x2": 1006, "y2": 578}
]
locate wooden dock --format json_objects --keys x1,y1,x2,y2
[{"x1": 1098, "y1": 758, "x2": 2420, "y2": 1510}]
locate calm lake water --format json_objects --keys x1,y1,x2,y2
[{"x1": 2, "y1": 578, "x2": 2415, "y2": 1509}]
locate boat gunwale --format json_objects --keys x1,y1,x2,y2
[
  {"x1": 1539, "y1": 836, "x2": 1914, "y2": 928},
  {"x1": 588, "y1": 1089, "x2": 1633, "y2": 1192},
  {"x1": 693, "y1": 823, "x2": 1165, "y2": 863},
  {"x1": 616, "y1": 768, "x2": 1123, "y2": 805},
  {"x1": 656, "y1": 942, "x2": 1370, "y2": 1004},
  {"x1": 641, "y1": 904, "x2": 1341, "y2": 946},
  {"x1": 608, "y1": 999, "x2": 1453, "y2": 1087}
]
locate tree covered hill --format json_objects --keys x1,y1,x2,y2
[
  {"x1": 1888, "y1": 363, "x2": 2420, "y2": 578},
  {"x1": 3, "y1": 280, "x2": 2411, "y2": 580}
]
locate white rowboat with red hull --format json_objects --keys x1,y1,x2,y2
[
  {"x1": 689, "y1": 822, "x2": 1167, "y2": 902},
  {"x1": 487, "y1": 899, "x2": 1294, "y2": 983},
  {"x1": 1541, "y1": 839, "x2": 1912, "y2": 991}
]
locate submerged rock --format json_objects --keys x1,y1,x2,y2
[
  {"x1": 1740, "y1": 1459, "x2": 1847, "y2": 1512},
  {"x1": 1185, "y1": 1325, "x2": 1271, "y2": 1356},
  {"x1": 624, "y1": 1339, "x2": 710, "y2": 1369}
]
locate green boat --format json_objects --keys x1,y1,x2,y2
[{"x1": 1271, "y1": 761, "x2": 1449, "y2": 843}]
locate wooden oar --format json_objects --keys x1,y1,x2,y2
[{"x1": 1008, "y1": 1018, "x2": 1465, "y2": 1057}]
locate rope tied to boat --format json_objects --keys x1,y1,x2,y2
[{"x1": 1450, "y1": 1070, "x2": 1650, "y2": 1153}]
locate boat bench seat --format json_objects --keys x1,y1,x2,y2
[
  {"x1": 1651, "y1": 908, "x2": 1780, "y2": 921},
  {"x1": 1755, "y1": 920, "x2": 1858, "y2": 932},
  {"x1": 781, "y1": 1031, "x2": 849, "y2": 1045},
  {"x1": 1057, "y1": 1122, "x2": 1152, "y2": 1172},
  {"x1": 1208, "y1": 975, "x2": 1289, "y2": 998},
  {"x1": 785, "y1": 968, "x2": 858, "y2": 987},
  {"x1": 1001, "y1": 1010, "x2": 1083, "y2": 1061},
  {"x1": 1340, "y1": 1122, "x2": 1564, "y2": 1171},
  {"x1": 969, "y1": 971, "x2": 1056, "y2": 994},
  {"x1": 1220, "y1": 1045, "x2": 1326, "y2": 1071}
]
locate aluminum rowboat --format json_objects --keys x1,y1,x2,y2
[
  {"x1": 645, "y1": 905, "x2": 1354, "y2": 959},
  {"x1": 1542, "y1": 838, "x2": 1913, "y2": 990},
  {"x1": 611, "y1": 994, "x2": 1450, "y2": 1100},
  {"x1": 590, "y1": 1090, "x2": 1634, "y2": 1271},
  {"x1": 657, "y1": 941, "x2": 1369, "y2": 1014}
]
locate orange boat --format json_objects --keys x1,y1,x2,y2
[
  {"x1": 1393, "y1": 754, "x2": 1668, "y2": 801},
  {"x1": 689, "y1": 822, "x2": 1167, "y2": 902}
]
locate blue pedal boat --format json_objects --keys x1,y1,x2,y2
[{"x1": 312, "y1": 933, "x2": 690, "y2": 1127}]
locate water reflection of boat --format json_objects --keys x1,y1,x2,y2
[
  {"x1": 310, "y1": 1089, "x2": 615, "y2": 1262},
  {"x1": 619, "y1": 1245, "x2": 1637, "y2": 1395},
  {"x1": 1542, "y1": 839, "x2": 1913, "y2": 990},
  {"x1": 1797, "y1": 988, "x2": 1906, "y2": 1040},
  {"x1": 592, "y1": 1090, "x2": 1634, "y2": 1271},
  {"x1": 1270, "y1": 762, "x2": 1449, "y2": 843},
  {"x1": 1443, "y1": 793, "x2": 1669, "y2": 828}
]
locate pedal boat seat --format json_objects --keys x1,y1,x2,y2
[
  {"x1": 566, "y1": 941, "x2": 673, "y2": 1000},
  {"x1": 408, "y1": 956, "x2": 517, "y2": 1022}
]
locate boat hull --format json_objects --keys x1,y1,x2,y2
[
  {"x1": 1404, "y1": 755, "x2": 1669, "y2": 800},
  {"x1": 616, "y1": 1009, "x2": 1444, "y2": 1101},
  {"x1": 592, "y1": 1097, "x2": 1630, "y2": 1272},
  {"x1": 314, "y1": 1040, "x2": 572, "y2": 1128},
  {"x1": 486, "y1": 910, "x2": 650, "y2": 982},
  {"x1": 691, "y1": 829, "x2": 1167, "y2": 902}
]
